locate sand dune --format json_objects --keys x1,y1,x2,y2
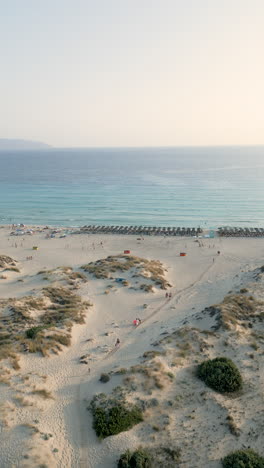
[{"x1": 0, "y1": 226, "x2": 263, "y2": 467}]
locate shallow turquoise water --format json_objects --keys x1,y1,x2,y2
[{"x1": 0, "y1": 146, "x2": 263, "y2": 228}]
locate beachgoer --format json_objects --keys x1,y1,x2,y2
[
  {"x1": 115, "y1": 338, "x2": 120, "y2": 347},
  {"x1": 165, "y1": 292, "x2": 168, "y2": 298},
  {"x1": 217, "y1": 250, "x2": 220, "y2": 255},
  {"x1": 169, "y1": 293, "x2": 172, "y2": 298}
]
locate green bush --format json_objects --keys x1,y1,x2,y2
[
  {"x1": 222, "y1": 449, "x2": 264, "y2": 467},
  {"x1": 197, "y1": 357, "x2": 242, "y2": 393},
  {"x1": 118, "y1": 448, "x2": 152, "y2": 468},
  {"x1": 92, "y1": 404, "x2": 143, "y2": 439},
  {"x1": 99, "y1": 373, "x2": 110, "y2": 383},
  {"x1": 26, "y1": 326, "x2": 44, "y2": 339}
]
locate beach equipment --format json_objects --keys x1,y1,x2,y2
[
  {"x1": 124, "y1": 250, "x2": 130, "y2": 254},
  {"x1": 180, "y1": 252, "x2": 186, "y2": 256},
  {"x1": 133, "y1": 318, "x2": 141, "y2": 326},
  {"x1": 32, "y1": 246, "x2": 38, "y2": 250},
  {"x1": 115, "y1": 277, "x2": 125, "y2": 283}
]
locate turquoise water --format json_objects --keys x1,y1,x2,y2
[{"x1": 0, "y1": 146, "x2": 263, "y2": 228}]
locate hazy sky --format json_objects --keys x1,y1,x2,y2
[{"x1": 1, "y1": 0, "x2": 264, "y2": 147}]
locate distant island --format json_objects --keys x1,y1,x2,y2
[{"x1": 0, "y1": 139, "x2": 51, "y2": 150}]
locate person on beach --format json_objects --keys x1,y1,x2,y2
[
  {"x1": 115, "y1": 338, "x2": 120, "y2": 347},
  {"x1": 165, "y1": 292, "x2": 168, "y2": 298},
  {"x1": 169, "y1": 292, "x2": 172, "y2": 298}
]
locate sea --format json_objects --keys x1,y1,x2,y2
[{"x1": 0, "y1": 146, "x2": 263, "y2": 229}]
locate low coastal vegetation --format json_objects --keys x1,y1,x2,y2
[
  {"x1": 37, "y1": 266, "x2": 87, "y2": 286},
  {"x1": 197, "y1": 357, "x2": 243, "y2": 393},
  {"x1": 0, "y1": 254, "x2": 17, "y2": 269},
  {"x1": 0, "y1": 285, "x2": 92, "y2": 361},
  {"x1": 81, "y1": 255, "x2": 172, "y2": 290},
  {"x1": 118, "y1": 448, "x2": 152, "y2": 468},
  {"x1": 118, "y1": 447, "x2": 181, "y2": 468},
  {"x1": 204, "y1": 293, "x2": 263, "y2": 330},
  {"x1": 89, "y1": 393, "x2": 143, "y2": 439},
  {"x1": 222, "y1": 449, "x2": 264, "y2": 467}
]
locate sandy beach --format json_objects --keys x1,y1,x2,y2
[{"x1": 0, "y1": 225, "x2": 263, "y2": 467}]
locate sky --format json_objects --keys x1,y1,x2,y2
[{"x1": 0, "y1": 0, "x2": 264, "y2": 147}]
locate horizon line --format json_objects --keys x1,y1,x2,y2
[{"x1": 1, "y1": 143, "x2": 264, "y2": 151}]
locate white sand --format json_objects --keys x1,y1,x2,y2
[{"x1": 0, "y1": 226, "x2": 263, "y2": 467}]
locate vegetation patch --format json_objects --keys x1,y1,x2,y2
[
  {"x1": 0, "y1": 255, "x2": 17, "y2": 269},
  {"x1": 32, "y1": 388, "x2": 54, "y2": 399},
  {"x1": 99, "y1": 373, "x2": 110, "y2": 383},
  {"x1": 5, "y1": 266, "x2": 20, "y2": 273},
  {"x1": 197, "y1": 357, "x2": 243, "y2": 393},
  {"x1": 81, "y1": 255, "x2": 171, "y2": 290},
  {"x1": 203, "y1": 294, "x2": 262, "y2": 330},
  {"x1": 118, "y1": 448, "x2": 152, "y2": 468},
  {"x1": 129, "y1": 360, "x2": 172, "y2": 392},
  {"x1": 0, "y1": 285, "x2": 92, "y2": 362},
  {"x1": 118, "y1": 446, "x2": 181, "y2": 468},
  {"x1": 222, "y1": 449, "x2": 264, "y2": 468},
  {"x1": 37, "y1": 266, "x2": 87, "y2": 285},
  {"x1": 90, "y1": 394, "x2": 143, "y2": 439}
]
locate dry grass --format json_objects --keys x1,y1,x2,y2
[
  {"x1": 140, "y1": 284, "x2": 154, "y2": 292},
  {"x1": 38, "y1": 266, "x2": 87, "y2": 285},
  {"x1": 32, "y1": 388, "x2": 54, "y2": 399},
  {"x1": 226, "y1": 414, "x2": 240, "y2": 436},
  {"x1": 204, "y1": 294, "x2": 262, "y2": 330},
  {"x1": 0, "y1": 284, "x2": 92, "y2": 361},
  {"x1": 0, "y1": 255, "x2": 17, "y2": 269},
  {"x1": 81, "y1": 255, "x2": 172, "y2": 290},
  {"x1": 129, "y1": 359, "x2": 172, "y2": 392},
  {"x1": 5, "y1": 267, "x2": 20, "y2": 273}
]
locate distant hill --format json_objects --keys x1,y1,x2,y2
[{"x1": 0, "y1": 139, "x2": 51, "y2": 150}]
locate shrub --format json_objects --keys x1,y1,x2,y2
[
  {"x1": 197, "y1": 357, "x2": 242, "y2": 393},
  {"x1": 118, "y1": 448, "x2": 152, "y2": 468},
  {"x1": 222, "y1": 449, "x2": 264, "y2": 467},
  {"x1": 26, "y1": 326, "x2": 44, "y2": 339},
  {"x1": 92, "y1": 403, "x2": 143, "y2": 439},
  {"x1": 99, "y1": 373, "x2": 110, "y2": 383}
]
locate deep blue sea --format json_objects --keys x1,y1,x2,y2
[{"x1": 0, "y1": 147, "x2": 263, "y2": 228}]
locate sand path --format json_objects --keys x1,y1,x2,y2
[{"x1": 74, "y1": 254, "x2": 218, "y2": 467}]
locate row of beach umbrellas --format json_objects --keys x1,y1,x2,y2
[
  {"x1": 217, "y1": 227, "x2": 264, "y2": 237},
  {"x1": 78, "y1": 225, "x2": 203, "y2": 236}
]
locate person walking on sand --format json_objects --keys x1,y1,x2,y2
[{"x1": 115, "y1": 338, "x2": 120, "y2": 347}]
